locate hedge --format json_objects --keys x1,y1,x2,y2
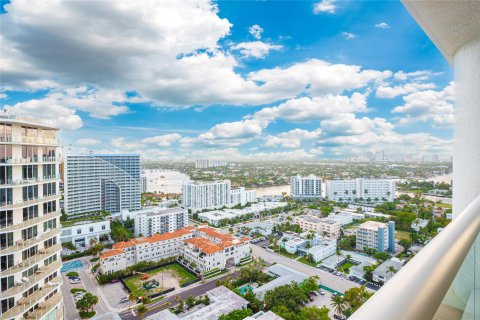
[
  {"x1": 79, "y1": 311, "x2": 96, "y2": 319},
  {"x1": 66, "y1": 271, "x2": 79, "y2": 277},
  {"x1": 71, "y1": 288, "x2": 87, "y2": 294},
  {"x1": 62, "y1": 252, "x2": 88, "y2": 261}
]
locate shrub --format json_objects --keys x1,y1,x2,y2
[
  {"x1": 90, "y1": 257, "x2": 99, "y2": 262},
  {"x1": 66, "y1": 271, "x2": 79, "y2": 277},
  {"x1": 62, "y1": 252, "x2": 88, "y2": 261},
  {"x1": 71, "y1": 288, "x2": 86, "y2": 294},
  {"x1": 79, "y1": 311, "x2": 96, "y2": 319}
]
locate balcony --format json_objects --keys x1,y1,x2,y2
[
  {"x1": 3, "y1": 135, "x2": 59, "y2": 146},
  {"x1": 0, "y1": 194, "x2": 59, "y2": 210},
  {"x1": 0, "y1": 157, "x2": 60, "y2": 165},
  {"x1": 0, "y1": 176, "x2": 61, "y2": 188},
  {"x1": 0, "y1": 276, "x2": 62, "y2": 320},
  {"x1": 0, "y1": 211, "x2": 61, "y2": 233},
  {"x1": 0, "y1": 260, "x2": 62, "y2": 298},
  {"x1": 350, "y1": 194, "x2": 480, "y2": 320},
  {"x1": 0, "y1": 228, "x2": 61, "y2": 254},
  {"x1": 2, "y1": 244, "x2": 62, "y2": 277},
  {"x1": 25, "y1": 291, "x2": 63, "y2": 320}
]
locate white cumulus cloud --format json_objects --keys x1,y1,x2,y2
[
  {"x1": 375, "y1": 22, "x2": 390, "y2": 29},
  {"x1": 249, "y1": 24, "x2": 264, "y2": 40},
  {"x1": 313, "y1": 0, "x2": 336, "y2": 14},
  {"x1": 231, "y1": 41, "x2": 283, "y2": 59}
]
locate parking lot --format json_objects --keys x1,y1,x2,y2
[
  {"x1": 307, "y1": 290, "x2": 337, "y2": 319},
  {"x1": 100, "y1": 282, "x2": 131, "y2": 309}
]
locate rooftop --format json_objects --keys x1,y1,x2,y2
[
  {"x1": 373, "y1": 258, "x2": 405, "y2": 278},
  {"x1": 359, "y1": 220, "x2": 387, "y2": 231}
]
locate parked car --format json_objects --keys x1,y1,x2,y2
[
  {"x1": 120, "y1": 297, "x2": 129, "y2": 304},
  {"x1": 311, "y1": 291, "x2": 318, "y2": 296},
  {"x1": 70, "y1": 279, "x2": 80, "y2": 284},
  {"x1": 319, "y1": 290, "x2": 325, "y2": 295},
  {"x1": 68, "y1": 276, "x2": 80, "y2": 280}
]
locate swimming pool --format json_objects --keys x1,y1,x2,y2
[
  {"x1": 61, "y1": 260, "x2": 84, "y2": 273},
  {"x1": 238, "y1": 284, "x2": 253, "y2": 295}
]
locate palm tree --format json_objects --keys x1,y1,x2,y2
[
  {"x1": 346, "y1": 254, "x2": 352, "y2": 263},
  {"x1": 335, "y1": 249, "x2": 343, "y2": 267},
  {"x1": 387, "y1": 266, "x2": 397, "y2": 278},
  {"x1": 89, "y1": 237, "x2": 98, "y2": 247},
  {"x1": 331, "y1": 295, "x2": 346, "y2": 316}
]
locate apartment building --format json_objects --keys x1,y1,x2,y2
[
  {"x1": 326, "y1": 178, "x2": 396, "y2": 203},
  {"x1": 182, "y1": 180, "x2": 231, "y2": 212},
  {"x1": 133, "y1": 207, "x2": 188, "y2": 237},
  {"x1": 194, "y1": 160, "x2": 227, "y2": 169},
  {"x1": 140, "y1": 175, "x2": 147, "y2": 193},
  {"x1": 99, "y1": 225, "x2": 250, "y2": 275},
  {"x1": 0, "y1": 116, "x2": 63, "y2": 319},
  {"x1": 293, "y1": 215, "x2": 340, "y2": 239},
  {"x1": 60, "y1": 219, "x2": 111, "y2": 246},
  {"x1": 290, "y1": 175, "x2": 322, "y2": 200},
  {"x1": 306, "y1": 238, "x2": 337, "y2": 262},
  {"x1": 356, "y1": 220, "x2": 395, "y2": 253},
  {"x1": 230, "y1": 187, "x2": 256, "y2": 206},
  {"x1": 64, "y1": 154, "x2": 141, "y2": 215}
]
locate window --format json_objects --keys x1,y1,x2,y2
[
  {"x1": 0, "y1": 233, "x2": 13, "y2": 250},
  {"x1": 0, "y1": 255, "x2": 13, "y2": 272},
  {"x1": 0, "y1": 123, "x2": 12, "y2": 142},
  {"x1": 102, "y1": 225, "x2": 106, "y2": 230},
  {"x1": 0, "y1": 144, "x2": 12, "y2": 163},
  {"x1": 22, "y1": 165, "x2": 38, "y2": 180},
  {"x1": 22, "y1": 246, "x2": 38, "y2": 260},
  {"x1": 21, "y1": 226, "x2": 38, "y2": 240},
  {"x1": 89, "y1": 227, "x2": 94, "y2": 232},
  {"x1": 44, "y1": 237, "x2": 57, "y2": 249},
  {"x1": 23, "y1": 284, "x2": 39, "y2": 298},
  {"x1": 44, "y1": 254, "x2": 57, "y2": 266},
  {"x1": 1, "y1": 297, "x2": 14, "y2": 314},
  {"x1": 77, "y1": 229, "x2": 81, "y2": 235},
  {"x1": 0, "y1": 166, "x2": 12, "y2": 185},
  {"x1": 43, "y1": 201, "x2": 57, "y2": 214},
  {"x1": 42, "y1": 164, "x2": 56, "y2": 179},
  {"x1": 21, "y1": 145, "x2": 38, "y2": 161},
  {"x1": 42, "y1": 147, "x2": 56, "y2": 159},
  {"x1": 43, "y1": 218, "x2": 56, "y2": 232},
  {"x1": 43, "y1": 182, "x2": 56, "y2": 196},
  {"x1": 22, "y1": 185, "x2": 38, "y2": 201},
  {"x1": 23, "y1": 205, "x2": 39, "y2": 221},
  {"x1": 0, "y1": 210, "x2": 13, "y2": 228},
  {"x1": 22, "y1": 265, "x2": 39, "y2": 278},
  {"x1": 0, "y1": 276, "x2": 14, "y2": 293},
  {"x1": 0, "y1": 188, "x2": 12, "y2": 206}
]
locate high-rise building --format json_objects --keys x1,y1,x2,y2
[
  {"x1": 194, "y1": 160, "x2": 227, "y2": 169},
  {"x1": 140, "y1": 175, "x2": 147, "y2": 193},
  {"x1": 230, "y1": 187, "x2": 256, "y2": 206},
  {"x1": 356, "y1": 220, "x2": 395, "y2": 253},
  {"x1": 64, "y1": 154, "x2": 141, "y2": 215},
  {"x1": 290, "y1": 175, "x2": 322, "y2": 200},
  {"x1": 326, "y1": 178, "x2": 396, "y2": 203},
  {"x1": 133, "y1": 207, "x2": 189, "y2": 237},
  {"x1": 0, "y1": 115, "x2": 64, "y2": 319},
  {"x1": 182, "y1": 180, "x2": 231, "y2": 212},
  {"x1": 375, "y1": 150, "x2": 385, "y2": 162}
]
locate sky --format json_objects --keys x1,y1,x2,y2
[{"x1": 0, "y1": 0, "x2": 454, "y2": 161}]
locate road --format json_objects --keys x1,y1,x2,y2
[
  {"x1": 118, "y1": 270, "x2": 241, "y2": 320},
  {"x1": 251, "y1": 244, "x2": 366, "y2": 293}
]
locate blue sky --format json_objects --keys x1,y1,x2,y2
[{"x1": 0, "y1": 0, "x2": 454, "y2": 160}]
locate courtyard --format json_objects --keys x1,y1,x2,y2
[{"x1": 123, "y1": 263, "x2": 197, "y2": 296}]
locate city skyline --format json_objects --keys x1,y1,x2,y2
[{"x1": 1, "y1": 0, "x2": 453, "y2": 161}]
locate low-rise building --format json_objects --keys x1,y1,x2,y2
[
  {"x1": 253, "y1": 264, "x2": 309, "y2": 300},
  {"x1": 99, "y1": 225, "x2": 250, "y2": 275},
  {"x1": 133, "y1": 207, "x2": 188, "y2": 237},
  {"x1": 293, "y1": 215, "x2": 341, "y2": 239},
  {"x1": 240, "y1": 221, "x2": 275, "y2": 236},
  {"x1": 349, "y1": 261, "x2": 374, "y2": 280},
  {"x1": 61, "y1": 218, "x2": 111, "y2": 247},
  {"x1": 330, "y1": 211, "x2": 354, "y2": 225},
  {"x1": 306, "y1": 238, "x2": 337, "y2": 262},
  {"x1": 147, "y1": 286, "x2": 248, "y2": 320},
  {"x1": 372, "y1": 258, "x2": 404, "y2": 283},
  {"x1": 245, "y1": 311, "x2": 285, "y2": 320},
  {"x1": 356, "y1": 220, "x2": 395, "y2": 253},
  {"x1": 411, "y1": 219, "x2": 429, "y2": 232}
]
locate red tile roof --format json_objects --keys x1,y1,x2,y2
[
  {"x1": 100, "y1": 249, "x2": 125, "y2": 259},
  {"x1": 184, "y1": 237, "x2": 224, "y2": 254}
]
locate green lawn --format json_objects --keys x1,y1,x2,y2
[
  {"x1": 395, "y1": 230, "x2": 412, "y2": 241},
  {"x1": 124, "y1": 263, "x2": 196, "y2": 296},
  {"x1": 338, "y1": 262, "x2": 355, "y2": 272},
  {"x1": 298, "y1": 256, "x2": 317, "y2": 267},
  {"x1": 273, "y1": 248, "x2": 298, "y2": 259}
]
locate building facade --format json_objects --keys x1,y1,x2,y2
[
  {"x1": 326, "y1": 178, "x2": 396, "y2": 203},
  {"x1": 60, "y1": 220, "x2": 111, "y2": 247},
  {"x1": 0, "y1": 116, "x2": 63, "y2": 319},
  {"x1": 357, "y1": 221, "x2": 395, "y2": 253},
  {"x1": 133, "y1": 207, "x2": 188, "y2": 237},
  {"x1": 230, "y1": 187, "x2": 256, "y2": 206},
  {"x1": 99, "y1": 225, "x2": 250, "y2": 275},
  {"x1": 182, "y1": 180, "x2": 231, "y2": 212},
  {"x1": 290, "y1": 175, "x2": 322, "y2": 200},
  {"x1": 306, "y1": 238, "x2": 337, "y2": 262},
  {"x1": 293, "y1": 215, "x2": 340, "y2": 239},
  {"x1": 64, "y1": 154, "x2": 141, "y2": 215}
]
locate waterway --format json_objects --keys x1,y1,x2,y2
[
  {"x1": 254, "y1": 185, "x2": 290, "y2": 197},
  {"x1": 143, "y1": 169, "x2": 189, "y2": 194}
]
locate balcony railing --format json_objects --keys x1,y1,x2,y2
[
  {"x1": 0, "y1": 194, "x2": 59, "y2": 209},
  {"x1": 0, "y1": 175, "x2": 60, "y2": 187},
  {"x1": 0, "y1": 157, "x2": 60, "y2": 165},
  {"x1": 0, "y1": 260, "x2": 62, "y2": 298},
  {"x1": 2, "y1": 244, "x2": 62, "y2": 277},
  {"x1": 0, "y1": 276, "x2": 62, "y2": 320},
  {"x1": 0, "y1": 211, "x2": 61, "y2": 233},
  {"x1": 25, "y1": 291, "x2": 63, "y2": 320},
  {"x1": 0, "y1": 228, "x2": 61, "y2": 254},
  {"x1": 350, "y1": 194, "x2": 480, "y2": 320}
]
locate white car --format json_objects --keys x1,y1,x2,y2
[
  {"x1": 70, "y1": 280, "x2": 80, "y2": 284},
  {"x1": 120, "y1": 297, "x2": 130, "y2": 304}
]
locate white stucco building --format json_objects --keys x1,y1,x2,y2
[
  {"x1": 194, "y1": 160, "x2": 227, "y2": 168},
  {"x1": 357, "y1": 221, "x2": 395, "y2": 253},
  {"x1": 330, "y1": 211, "x2": 354, "y2": 226},
  {"x1": 99, "y1": 225, "x2": 250, "y2": 275},
  {"x1": 182, "y1": 180, "x2": 231, "y2": 212},
  {"x1": 326, "y1": 178, "x2": 396, "y2": 203},
  {"x1": 293, "y1": 215, "x2": 340, "y2": 239},
  {"x1": 230, "y1": 187, "x2": 256, "y2": 206},
  {"x1": 306, "y1": 238, "x2": 337, "y2": 262},
  {"x1": 60, "y1": 219, "x2": 111, "y2": 246},
  {"x1": 133, "y1": 207, "x2": 189, "y2": 237},
  {"x1": 290, "y1": 175, "x2": 322, "y2": 200}
]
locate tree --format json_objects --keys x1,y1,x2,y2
[
  {"x1": 398, "y1": 239, "x2": 412, "y2": 252},
  {"x1": 219, "y1": 308, "x2": 253, "y2": 320},
  {"x1": 343, "y1": 285, "x2": 373, "y2": 312},
  {"x1": 128, "y1": 292, "x2": 137, "y2": 310},
  {"x1": 89, "y1": 237, "x2": 98, "y2": 247},
  {"x1": 244, "y1": 291, "x2": 262, "y2": 313},
  {"x1": 336, "y1": 249, "x2": 343, "y2": 264},
  {"x1": 186, "y1": 296, "x2": 196, "y2": 309},
  {"x1": 76, "y1": 293, "x2": 98, "y2": 313},
  {"x1": 301, "y1": 276, "x2": 319, "y2": 294},
  {"x1": 175, "y1": 295, "x2": 184, "y2": 312},
  {"x1": 264, "y1": 283, "x2": 308, "y2": 313},
  {"x1": 374, "y1": 251, "x2": 389, "y2": 262},
  {"x1": 137, "y1": 305, "x2": 147, "y2": 316},
  {"x1": 330, "y1": 295, "x2": 346, "y2": 316},
  {"x1": 387, "y1": 266, "x2": 397, "y2": 278}
]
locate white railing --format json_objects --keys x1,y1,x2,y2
[{"x1": 350, "y1": 194, "x2": 480, "y2": 320}]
